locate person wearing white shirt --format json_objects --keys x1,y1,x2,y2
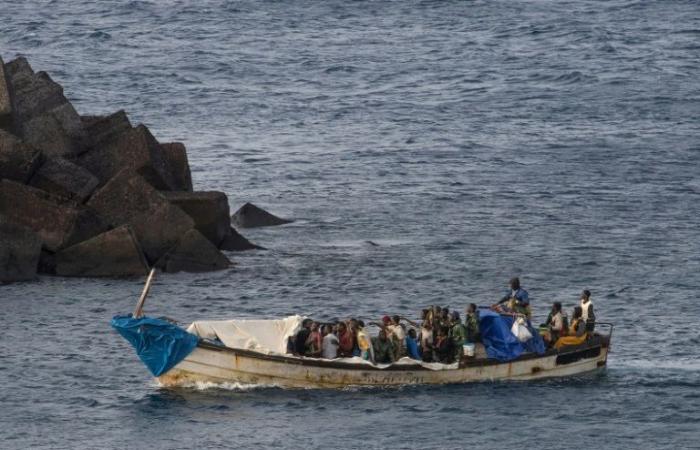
[
  {"x1": 321, "y1": 324, "x2": 339, "y2": 359},
  {"x1": 580, "y1": 289, "x2": 595, "y2": 332}
]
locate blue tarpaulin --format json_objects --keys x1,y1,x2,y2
[
  {"x1": 111, "y1": 315, "x2": 199, "y2": 376},
  {"x1": 478, "y1": 308, "x2": 546, "y2": 362}
]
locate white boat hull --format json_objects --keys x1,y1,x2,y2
[{"x1": 157, "y1": 341, "x2": 609, "y2": 389}]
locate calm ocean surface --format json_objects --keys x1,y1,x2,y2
[{"x1": 1, "y1": 1, "x2": 699, "y2": 448}]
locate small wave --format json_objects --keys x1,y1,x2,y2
[{"x1": 616, "y1": 359, "x2": 700, "y2": 372}]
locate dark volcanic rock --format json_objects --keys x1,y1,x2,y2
[
  {"x1": 231, "y1": 202, "x2": 293, "y2": 228},
  {"x1": 55, "y1": 225, "x2": 149, "y2": 277},
  {"x1": 0, "y1": 129, "x2": 42, "y2": 183},
  {"x1": 78, "y1": 124, "x2": 177, "y2": 190},
  {"x1": 161, "y1": 191, "x2": 230, "y2": 246},
  {"x1": 30, "y1": 156, "x2": 99, "y2": 202},
  {"x1": 0, "y1": 179, "x2": 107, "y2": 252},
  {"x1": 5, "y1": 58, "x2": 88, "y2": 157},
  {"x1": 160, "y1": 142, "x2": 193, "y2": 191},
  {"x1": 219, "y1": 226, "x2": 263, "y2": 251},
  {"x1": 0, "y1": 216, "x2": 42, "y2": 282},
  {"x1": 87, "y1": 170, "x2": 194, "y2": 262},
  {"x1": 81, "y1": 110, "x2": 132, "y2": 147},
  {"x1": 156, "y1": 228, "x2": 231, "y2": 273},
  {"x1": 0, "y1": 57, "x2": 13, "y2": 130}
]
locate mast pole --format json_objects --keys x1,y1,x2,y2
[{"x1": 133, "y1": 267, "x2": 156, "y2": 318}]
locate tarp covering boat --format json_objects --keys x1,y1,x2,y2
[
  {"x1": 186, "y1": 315, "x2": 305, "y2": 355},
  {"x1": 111, "y1": 315, "x2": 199, "y2": 376},
  {"x1": 478, "y1": 309, "x2": 546, "y2": 361}
]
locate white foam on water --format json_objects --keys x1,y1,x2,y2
[
  {"x1": 614, "y1": 359, "x2": 700, "y2": 372},
  {"x1": 153, "y1": 380, "x2": 279, "y2": 391}
]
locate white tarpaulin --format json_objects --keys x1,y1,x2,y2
[{"x1": 186, "y1": 315, "x2": 305, "y2": 355}]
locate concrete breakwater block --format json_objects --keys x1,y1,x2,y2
[
  {"x1": 29, "y1": 156, "x2": 99, "y2": 202},
  {"x1": 161, "y1": 190, "x2": 231, "y2": 247},
  {"x1": 55, "y1": 225, "x2": 149, "y2": 277},
  {"x1": 0, "y1": 129, "x2": 41, "y2": 183},
  {"x1": 0, "y1": 217, "x2": 42, "y2": 283},
  {"x1": 87, "y1": 170, "x2": 195, "y2": 263},
  {"x1": 0, "y1": 55, "x2": 265, "y2": 280},
  {"x1": 0, "y1": 179, "x2": 107, "y2": 252},
  {"x1": 156, "y1": 228, "x2": 231, "y2": 273}
]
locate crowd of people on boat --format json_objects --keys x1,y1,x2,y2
[{"x1": 287, "y1": 277, "x2": 596, "y2": 363}]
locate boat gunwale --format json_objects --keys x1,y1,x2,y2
[{"x1": 196, "y1": 335, "x2": 609, "y2": 372}]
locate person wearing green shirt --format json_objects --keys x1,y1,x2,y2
[
  {"x1": 465, "y1": 303, "x2": 480, "y2": 343},
  {"x1": 449, "y1": 311, "x2": 467, "y2": 362},
  {"x1": 372, "y1": 329, "x2": 396, "y2": 364}
]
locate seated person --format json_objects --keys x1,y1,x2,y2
[
  {"x1": 372, "y1": 329, "x2": 396, "y2": 364},
  {"x1": 387, "y1": 315, "x2": 407, "y2": 359},
  {"x1": 294, "y1": 319, "x2": 313, "y2": 356},
  {"x1": 304, "y1": 321, "x2": 322, "y2": 357},
  {"x1": 554, "y1": 306, "x2": 587, "y2": 349},
  {"x1": 433, "y1": 326, "x2": 453, "y2": 363},
  {"x1": 419, "y1": 320, "x2": 434, "y2": 362},
  {"x1": 356, "y1": 320, "x2": 374, "y2": 362},
  {"x1": 405, "y1": 329, "x2": 421, "y2": 360},
  {"x1": 542, "y1": 302, "x2": 565, "y2": 345},
  {"x1": 321, "y1": 324, "x2": 339, "y2": 359},
  {"x1": 337, "y1": 322, "x2": 355, "y2": 357}
]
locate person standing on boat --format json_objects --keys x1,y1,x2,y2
[
  {"x1": 464, "y1": 303, "x2": 480, "y2": 343},
  {"x1": 449, "y1": 311, "x2": 467, "y2": 362},
  {"x1": 580, "y1": 289, "x2": 595, "y2": 333},
  {"x1": 496, "y1": 277, "x2": 531, "y2": 318}
]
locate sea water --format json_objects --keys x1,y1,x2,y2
[{"x1": 1, "y1": 1, "x2": 699, "y2": 448}]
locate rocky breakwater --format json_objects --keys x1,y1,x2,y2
[{"x1": 0, "y1": 56, "x2": 259, "y2": 282}]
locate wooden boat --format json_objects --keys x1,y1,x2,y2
[
  {"x1": 115, "y1": 270, "x2": 613, "y2": 389},
  {"x1": 156, "y1": 334, "x2": 612, "y2": 388}
]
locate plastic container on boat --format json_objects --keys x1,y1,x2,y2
[{"x1": 463, "y1": 343, "x2": 475, "y2": 357}]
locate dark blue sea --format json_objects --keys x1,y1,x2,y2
[{"x1": 2, "y1": 1, "x2": 700, "y2": 448}]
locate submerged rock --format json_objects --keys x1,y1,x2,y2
[
  {"x1": 55, "y1": 225, "x2": 149, "y2": 277},
  {"x1": 231, "y1": 202, "x2": 293, "y2": 228},
  {"x1": 0, "y1": 216, "x2": 42, "y2": 282},
  {"x1": 156, "y1": 228, "x2": 231, "y2": 273},
  {"x1": 219, "y1": 226, "x2": 263, "y2": 251}
]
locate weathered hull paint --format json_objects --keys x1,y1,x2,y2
[{"x1": 157, "y1": 344, "x2": 609, "y2": 389}]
